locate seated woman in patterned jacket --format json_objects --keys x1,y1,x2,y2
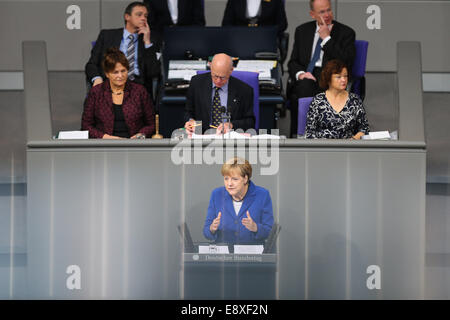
[{"x1": 305, "y1": 59, "x2": 369, "y2": 139}]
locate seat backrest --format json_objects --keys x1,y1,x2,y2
[
  {"x1": 352, "y1": 40, "x2": 369, "y2": 79},
  {"x1": 297, "y1": 97, "x2": 313, "y2": 136},
  {"x1": 350, "y1": 40, "x2": 369, "y2": 98},
  {"x1": 196, "y1": 70, "x2": 260, "y2": 130},
  {"x1": 230, "y1": 70, "x2": 259, "y2": 130}
]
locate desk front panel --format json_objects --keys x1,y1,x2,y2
[{"x1": 27, "y1": 141, "x2": 425, "y2": 299}]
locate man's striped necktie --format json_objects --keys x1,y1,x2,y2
[{"x1": 126, "y1": 34, "x2": 136, "y2": 80}]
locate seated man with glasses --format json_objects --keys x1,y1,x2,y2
[{"x1": 184, "y1": 53, "x2": 255, "y2": 134}]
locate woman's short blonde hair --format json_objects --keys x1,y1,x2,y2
[{"x1": 221, "y1": 157, "x2": 252, "y2": 180}]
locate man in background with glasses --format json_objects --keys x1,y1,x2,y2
[
  {"x1": 287, "y1": 0, "x2": 355, "y2": 137},
  {"x1": 184, "y1": 53, "x2": 255, "y2": 134}
]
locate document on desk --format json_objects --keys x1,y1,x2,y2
[
  {"x1": 257, "y1": 70, "x2": 272, "y2": 80},
  {"x1": 191, "y1": 132, "x2": 250, "y2": 139},
  {"x1": 235, "y1": 60, "x2": 276, "y2": 80},
  {"x1": 58, "y1": 130, "x2": 89, "y2": 139},
  {"x1": 236, "y1": 60, "x2": 277, "y2": 70},
  {"x1": 234, "y1": 245, "x2": 264, "y2": 254},
  {"x1": 190, "y1": 133, "x2": 217, "y2": 139},
  {"x1": 168, "y1": 69, "x2": 197, "y2": 81},
  {"x1": 190, "y1": 133, "x2": 282, "y2": 139},
  {"x1": 250, "y1": 134, "x2": 281, "y2": 139},
  {"x1": 369, "y1": 131, "x2": 391, "y2": 140},
  {"x1": 361, "y1": 131, "x2": 392, "y2": 140},
  {"x1": 169, "y1": 60, "x2": 207, "y2": 70},
  {"x1": 198, "y1": 245, "x2": 229, "y2": 254}
]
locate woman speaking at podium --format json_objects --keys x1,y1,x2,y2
[
  {"x1": 203, "y1": 157, "x2": 274, "y2": 244},
  {"x1": 81, "y1": 48, "x2": 155, "y2": 139}
]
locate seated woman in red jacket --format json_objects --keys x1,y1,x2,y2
[{"x1": 81, "y1": 47, "x2": 155, "y2": 139}]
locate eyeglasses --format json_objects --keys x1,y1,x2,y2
[
  {"x1": 212, "y1": 74, "x2": 228, "y2": 81},
  {"x1": 316, "y1": 8, "x2": 332, "y2": 15}
]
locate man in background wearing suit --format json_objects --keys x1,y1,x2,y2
[
  {"x1": 287, "y1": 0, "x2": 355, "y2": 137},
  {"x1": 222, "y1": 0, "x2": 288, "y2": 36},
  {"x1": 144, "y1": 0, "x2": 206, "y2": 49},
  {"x1": 85, "y1": 1, "x2": 160, "y2": 101},
  {"x1": 184, "y1": 53, "x2": 255, "y2": 134}
]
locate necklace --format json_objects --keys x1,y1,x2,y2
[
  {"x1": 111, "y1": 91, "x2": 123, "y2": 95},
  {"x1": 232, "y1": 188, "x2": 248, "y2": 202}
]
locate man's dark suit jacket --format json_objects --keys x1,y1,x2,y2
[
  {"x1": 222, "y1": 0, "x2": 287, "y2": 35},
  {"x1": 185, "y1": 73, "x2": 255, "y2": 133},
  {"x1": 85, "y1": 28, "x2": 160, "y2": 97},
  {"x1": 144, "y1": 0, "x2": 205, "y2": 46},
  {"x1": 81, "y1": 80, "x2": 155, "y2": 139},
  {"x1": 288, "y1": 20, "x2": 356, "y2": 81}
]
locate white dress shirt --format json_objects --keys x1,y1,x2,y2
[
  {"x1": 246, "y1": 0, "x2": 262, "y2": 18},
  {"x1": 296, "y1": 23, "x2": 332, "y2": 80},
  {"x1": 233, "y1": 200, "x2": 243, "y2": 215},
  {"x1": 168, "y1": 0, "x2": 178, "y2": 24}
]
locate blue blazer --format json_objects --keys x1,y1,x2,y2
[{"x1": 203, "y1": 181, "x2": 274, "y2": 244}]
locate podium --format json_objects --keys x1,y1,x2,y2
[{"x1": 183, "y1": 252, "x2": 277, "y2": 300}]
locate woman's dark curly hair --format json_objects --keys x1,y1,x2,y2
[{"x1": 319, "y1": 59, "x2": 349, "y2": 90}]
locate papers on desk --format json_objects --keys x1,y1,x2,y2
[
  {"x1": 190, "y1": 132, "x2": 281, "y2": 139},
  {"x1": 169, "y1": 60, "x2": 207, "y2": 70},
  {"x1": 198, "y1": 245, "x2": 229, "y2": 254},
  {"x1": 191, "y1": 132, "x2": 248, "y2": 139},
  {"x1": 168, "y1": 59, "x2": 276, "y2": 80},
  {"x1": 168, "y1": 69, "x2": 197, "y2": 81},
  {"x1": 256, "y1": 70, "x2": 272, "y2": 80},
  {"x1": 361, "y1": 130, "x2": 398, "y2": 140},
  {"x1": 369, "y1": 131, "x2": 391, "y2": 140},
  {"x1": 251, "y1": 134, "x2": 281, "y2": 139},
  {"x1": 168, "y1": 60, "x2": 207, "y2": 80},
  {"x1": 236, "y1": 60, "x2": 277, "y2": 70},
  {"x1": 234, "y1": 245, "x2": 264, "y2": 254},
  {"x1": 198, "y1": 244, "x2": 264, "y2": 254},
  {"x1": 57, "y1": 130, "x2": 89, "y2": 139},
  {"x1": 235, "y1": 60, "x2": 277, "y2": 80}
]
